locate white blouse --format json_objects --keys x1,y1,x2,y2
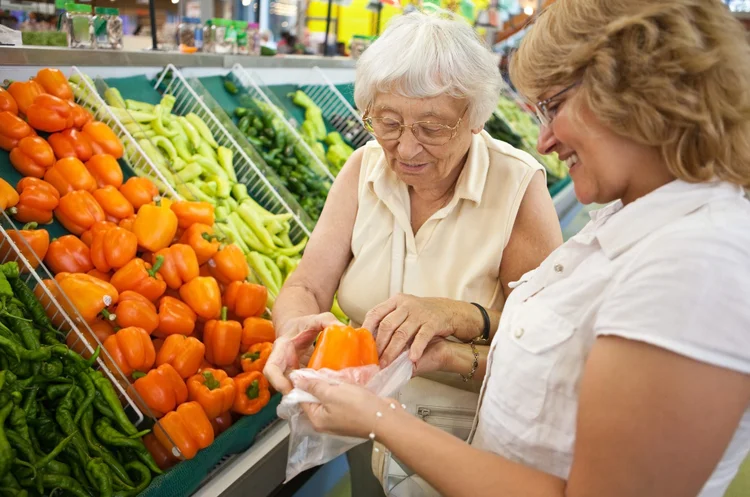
[{"x1": 471, "y1": 180, "x2": 750, "y2": 497}]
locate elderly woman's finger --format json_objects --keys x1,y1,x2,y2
[
  {"x1": 373, "y1": 306, "x2": 409, "y2": 355},
  {"x1": 380, "y1": 320, "x2": 421, "y2": 367},
  {"x1": 362, "y1": 298, "x2": 399, "y2": 337},
  {"x1": 264, "y1": 361, "x2": 293, "y2": 395},
  {"x1": 409, "y1": 326, "x2": 437, "y2": 363}
]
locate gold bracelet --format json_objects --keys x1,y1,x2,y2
[{"x1": 459, "y1": 340, "x2": 479, "y2": 382}]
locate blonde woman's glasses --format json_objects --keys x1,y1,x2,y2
[
  {"x1": 535, "y1": 82, "x2": 579, "y2": 126},
  {"x1": 363, "y1": 107, "x2": 468, "y2": 146}
]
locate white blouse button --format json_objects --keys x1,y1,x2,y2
[
  {"x1": 554, "y1": 263, "x2": 564, "y2": 273},
  {"x1": 514, "y1": 328, "x2": 525, "y2": 339}
]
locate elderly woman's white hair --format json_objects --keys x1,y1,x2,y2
[{"x1": 354, "y1": 9, "x2": 503, "y2": 129}]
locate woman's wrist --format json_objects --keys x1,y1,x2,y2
[
  {"x1": 450, "y1": 301, "x2": 487, "y2": 342},
  {"x1": 443, "y1": 342, "x2": 487, "y2": 380}
]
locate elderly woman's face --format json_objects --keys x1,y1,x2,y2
[{"x1": 371, "y1": 92, "x2": 480, "y2": 191}]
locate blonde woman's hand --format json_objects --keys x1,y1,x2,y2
[{"x1": 264, "y1": 312, "x2": 342, "y2": 394}]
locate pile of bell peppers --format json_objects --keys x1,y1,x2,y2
[
  {"x1": 0, "y1": 260, "x2": 161, "y2": 497},
  {"x1": 93, "y1": 84, "x2": 308, "y2": 301},
  {"x1": 289, "y1": 90, "x2": 354, "y2": 177},
  {"x1": 0, "y1": 68, "x2": 280, "y2": 473}
]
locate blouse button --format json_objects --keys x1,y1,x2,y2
[
  {"x1": 554, "y1": 263, "x2": 564, "y2": 273},
  {"x1": 514, "y1": 328, "x2": 525, "y2": 339}
]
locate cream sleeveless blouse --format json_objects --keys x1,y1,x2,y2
[{"x1": 337, "y1": 130, "x2": 544, "y2": 327}]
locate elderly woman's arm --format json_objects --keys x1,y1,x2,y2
[
  {"x1": 299, "y1": 337, "x2": 750, "y2": 497},
  {"x1": 264, "y1": 149, "x2": 363, "y2": 393},
  {"x1": 374, "y1": 170, "x2": 563, "y2": 367}
]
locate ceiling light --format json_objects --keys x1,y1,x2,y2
[{"x1": 523, "y1": 6, "x2": 534, "y2": 15}]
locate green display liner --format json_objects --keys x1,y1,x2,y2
[{"x1": 139, "y1": 394, "x2": 282, "y2": 497}]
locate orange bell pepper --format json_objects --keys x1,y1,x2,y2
[
  {"x1": 203, "y1": 307, "x2": 242, "y2": 367},
  {"x1": 224, "y1": 281, "x2": 267, "y2": 320},
  {"x1": 132, "y1": 364, "x2": 188, "y2": 418},
  {"x1": 82, "y1": 121, "x2": 123, "y2": 159},
  {"x1": 210, "y1": 411, "x2": 233, "y2": 437},
  {"x1": 153, "y1": 244, "x2": 199, "y2": 290},
  {"x1": 107, "y1": 290, "x2": 159, "y2": 335},
  {"x1": 9, "y1": 135, "x2": 55, "y2": 178},
  {"x1": 179, "y1": 224, "x2": 221, "y2": 265},
  {"x1": 0, "y1": 111, "x2": 33, "y2": 152},
  {"x1": 170, "y1": 201, "x2": 215, "y2": 230},
  {"x1": 26, "y1": 94, "x2": 71, "y2": 133},
  {"x1": 93, "y1": 186, "x2": 134, "y2": 223},
  {"x1": 55, "y1": 190, "x2": 105, "y2": 235},
  {"x1": 240, "y1": 317, "x2": 276, "y2": 352},
  {"x1": 143, "y1": 433, "x2": 179, "y2": 471},
  {"x1": 0, "y1": 223, "x2": 49, "y2": 270},
  {"x1": 103, "y1": 326, "x2": 155, "y2": 377},
  {"x1": 240, "y1": 342, "x2": 273, "y2": 374},
  {"x1": 87, "y1": 269, "x2": 112, "y2": 282},
  {"x1": 110, "y1": 257, "x2": 167, "y2": 302},
  {"x1": 118, "y1": 216, "x2": 136, "y2": 232},
  {"x1": 0, "y1": 177, "x2": 19, "y2": 211},
  {"x1": 156, "y1": 334, "x2": 205, "y2": 379},
  {"x1": 308, "y1": 325, "x2": 379, "y2": 371},
  {"x1": 119, "y1": 177, "x2": 158, "y2": 211},
  {"x1": 44, "y1": 234, "x2": 93, "y2": 275},
  {"x1": 80, "y1": 220, "x2": 117, "y2": 246},
  {"x1": 179, "y1": 276, "x2": 222, "y2": 320},
  {"x1": 66, "y1": 318, "x2": 115, "y2": 359},
  {"x1": 133, "y1": 202, "x2": 178, "y2": 253},
  {"x1": 85, "y1": 154, "x2": 123, "y2": 189},
  {"x1": 232, "y1": 371, "x2": 271, "y2": 416},
  {"x1": 69, "y1": 103, "x2": 93, "y2": 129},
  {"x1": 48, "y1": 128, "x2": 94, "y2": 162},
  {"x1": 156, "y1": 297, "x2": 197, "y2": 337},
  {"x1": 35, "y1": 68, "x2": 73, "y2": 101},
  {"x1": 55, "y1": 272, "x2": 119, "y2": 324},
  {"x1": 0, "y1": 87, "x2": 18, "y2": 115},
  {"x1": 7, "y1": 80, "x2": 43, "y2": 115},
  {"x1": 154, "y1": 401, "x2": 214, "y2": 460},
  {"x1": 44, "y1": 157, "x2": 97, "y2": 196},
  {"x1": 13, "y1": 177, "x2": 59, "y2": 224},
  {"x1": 208, "y1": 244, "x2": 249, "y2": 285},
  {"x1": 187, "y1": 368, "x2": 236, "y2": 419},
  {"x1": 90, "y1": 226, "x2": 138, "y2": 273}
]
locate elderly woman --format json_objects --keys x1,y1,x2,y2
[
  {"x1": 264, "y1": 9, "x2": 562, "y2": 496},
  {"x1": 288, "y1": 1, "x2": 750, "y2": 496}
]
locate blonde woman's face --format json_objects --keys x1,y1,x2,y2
[
  {"x1": 371, "y1": 93, "x2": 481, "y2": 191},
  {"x1": 536, "y1": 88, "x2": 660, "y2": 205}
]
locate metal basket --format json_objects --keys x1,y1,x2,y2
[
  {"x1": 229, "y1": 63, "x2": 335, "y2": 180},
  {"x1": 153, "y1": 64, "x2": 315, "y2": 242},
  {"x1": 300, "y1": 66, "x2": 373, "y2": 150}
]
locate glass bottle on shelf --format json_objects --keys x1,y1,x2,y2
[
  {"x1": 235, "y1": 21, "x2": 249, "y2": 55},
  {"x1": 93, "y1": 7, "x2": 123, "y2": 50},
  {"x1": 178, "y1": 17, "x2": 198, "y2": 53},
  {"x1": 247, "y1": 22, "x2": 260, "y2": 56},
  {"x1": 202, "y1": 19, "x2": 213, "y2": 53},
  {"x1": 212, "y1": 18, "x2": 236, "y2": 54},
  {"x1": 65, "y1": 3, "x2": 93, "y2": 49}
]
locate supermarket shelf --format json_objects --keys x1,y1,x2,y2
[
  {"x1": 193, "y1": 421, "x2": 291, "y2": 497},
  {"x1": 0, "y1": 46, "x2": 356, "y2": 70}
]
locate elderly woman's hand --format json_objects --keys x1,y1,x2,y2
[
  {"x1": 297, "y1": 377, "x2": 394, "y2": 439},
  {"x1": 264, "y1": 312, "x2": 342, "y2": 394},
  {"x1": 363, "y1": 294, "x2": 466, "y2": 367}
]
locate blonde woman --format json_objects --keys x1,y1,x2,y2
[{"x1": 289, "y1": 1, "x2": 750, "y2": 496}]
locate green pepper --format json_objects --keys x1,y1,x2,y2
[
  {"x1": 234, "y1": 107, "x2": 250, "y2": 118},
  {"x1": 93, "y1": 418, "x2": 162, "y2": 475},
  {"x1": 173, "y1": 133, "x2": 194, "y2": 162},
  {"x1": 151, "y1": 107, "x2": 181, "y2": 138},
  {"x1": 125, "y1": 100, "x2": 155, "y2": 113},
  {"x1": 45, "y1": 459, "x2": 71, "y2": 476},
  {"x1": 20, "y1": 474, "x2": 90, "y2": 497},
  {"x1": 217, "y1": 146, "x2": 237, "y2": 182},
  {"x1": 186, "y1": 113, "x2": 219, "y2": 148},
  {"x1": 89, "y1": 371, "x2": 139, "y2": 437},
  {"x1": 177, "y1": 115, "x2": 202, "y2": 150},
  {"x1": 104, "y1": 88, "x2": 126, "y2": 109},
  {"x1": 176, "y1": 162, "x2": 203, "y2": 183},
  {"x1": 87, "y1": 457, "x2": 114, "y2": 497},
  {"x1": 223, "y1": 79, "x2": 239, "y2": 95},
  {"x1": 73, "y1": 371, "x2": 96, "y2": 425},
  {"x1": 55, "y1": 388, "x2": 92, "y2": 466},
  {"x1": 152, "y1": 135, "x2": 178, "y2": 163},
  {"x1": 79, "y1": 405, "x2": 134, "y2": 488},
  {"x1": 40, "y1": 358, "x2": 63, "y2": 379},
  {"x1": 0, "y1": 400, "x2": 15, "y2": 481},
  {"x1": 113, "y1": 461, "x2": 152, "y2": 497},
  {"x1": 33, "y1": 432, "x2": 75, "y2": 471},
  {"x1": 238, "y1": 115, "x2": 252, "y2": 134}
]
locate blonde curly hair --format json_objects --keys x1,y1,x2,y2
[{"x1": 510, "y1": 0, "x2": 750, "y2": 186}]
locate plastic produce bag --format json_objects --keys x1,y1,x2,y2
[{"x1": 278, "y1": 352, "x2": 414, "y2": 481}]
